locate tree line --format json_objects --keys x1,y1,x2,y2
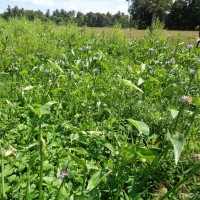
[
  {"x1": 0, "y1": 1, "x2": 200, "y2": 30},
  {"x1": 128, "y1": 0, "x2": 200, "y2": 30},
  {"x1": 0, "y1": 6, "x2": 129, "y2": 28}
]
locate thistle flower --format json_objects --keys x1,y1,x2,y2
[
  {"x1": 57, "y1": 166, "x2": 71, "y2": 180},
  {"x1": 187, "y1": 44, "x2": 194, "y2": 49},
  {"x1": 85, "y1": 45, "x2": 91, "y2": 51},
  {"x1": 92, "y1": 68, "x2": 99, "y2": 74},
  {"x1": 149, "y1": 48, "x2": 154, "y2": 52},
  {"x1": 44, "y1": 69, "x2": 50, "y2": 74},
  {"x1": 126, "y1": 65, "x2": 131, "y2": 71},
  {"x1": 179, "y1": 96, "x2": 193, "y2": 104},
  {"x1": 115, "y1": 67, "x2": 121, "y2": 72},
  {"x1": 190, "y1": 69, "x2": 196, "y2": 75}
]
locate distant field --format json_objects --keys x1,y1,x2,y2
[{"x1": 86, "y1": 27, "x2": 199, "y2": 44}]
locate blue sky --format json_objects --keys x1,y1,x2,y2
[{"x1": 0, "y1": 0, "x2": 129, "y2": 14}]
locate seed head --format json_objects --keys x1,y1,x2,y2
[{"x1": 193, "y1": 154, "x2": 200, "y2": 160}]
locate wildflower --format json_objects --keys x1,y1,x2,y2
[
  {"x1": 67, "y1": 69, "x2": 74, "y2": 76},
  {"x1": 92, "y1": 68, "x2": 99, "y2": 74},
  {"x1": 166, "y1": 59, "x2": 175, "y2": 65},
  {"x1": 85, "y1": 45, "x2": 91, "y2": 51},
  {"x1": 126, "y1": 65, "x2": 131, "y2": 71},
  {"x1": 187, "y1": 44, "x2": 193, "y2": 49},
  {"x1": 57, "y1": 166, "x2": 71, "y2": 180},
  {"x1": 190, "y1": 69, "x2": 196, "y2": 75},
  {"x1": 193, "y1": 154, "x2": 200, "y2": 160},
  {"x1": 115, "y1": 67, "x2": 121, "y2": 72},
  {"x1": 78, "y1": 47, "x2": 83, "y2": 51},
  {"x1": 44, "y1": 69, "x2": 50, "y2": 74},
  {"x1": 60, "y1": 60, "x2": 65, "y2": 65},
  {"x1": 179, "y1": 96, "x2": 193, "y2": 104},
  {"x1": 149, "y1": 48, "x2": 154, "y2": 52}
]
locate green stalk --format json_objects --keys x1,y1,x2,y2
[
  {"x1": 25, "y1": 165, "x2": 30, "y2": 200},
  {"x1": 39, "y1": 119, "x2": 44, "y2": 200},
  {"x1": 159, "y1": 163, "x2": 200, "y2": 200},
  {"x1": 1, "y1": 145, "x2": 6, "y2": 199},
  {"x1": 55, "y1": 177, "x2": 66, "y2": 200},
  {"x1": 81, "y1": 164, "x2": 87, "y2": 194}
]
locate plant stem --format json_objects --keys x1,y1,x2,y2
[
  {"x1": 25, "y1": 165, "x2": 30, "y2": 200},
  {"x1": 39, "y1": 119, "x2": 44, "y2": 200},
  {"x1": 1, "y1": 145, "x2": 6, "y2": 199},
  {"x1": 55, "y1": 178, "x2": 66, "y2": 200}
]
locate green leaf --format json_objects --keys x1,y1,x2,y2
[
  {"x1": 167, "y1": 132, "x2": 184, "y2": 165},
  {"x1": 121, "y1": 79, "x2": 143, "y2": 93},
  {"x1": 127, "y1": 119, "x2": 149, "y2": 135},
  {"x1": 138, "y1": 77, "x2": 145, "y2": 86},
  {"x1": 68, "y1": 152, "x2": 86, "y2": 169},
  {"x1": 48, "y1": 60, "x2": 63, "y2": 73},
  {"x1": 135, "y1": 145, "x2": 155, "y2": 163},
  {"x1": 169, "y1": 109, "x2": 179, "y2": 119},
  {"x1": 21, "y1": 86, "x2": 34, "y2": 91},
  {"x1": 28, "y1": 101, "x2": 57, "y2": 118},
  {"x1": 87, "y1": 171, "x2": 103, "y2": 191},
  {"x1": 69, "y1": 147, "x2": 88, "y2": 155},
  {"x1": 103, "y1": 143, "x2": 116, "y2": 155}
]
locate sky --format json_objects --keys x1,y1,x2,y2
[{"x1": 0, "y1": 0, "x2": 129, "y2": 14}]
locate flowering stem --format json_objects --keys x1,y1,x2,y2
[
  {"x1": 55, "y1": 177, "x2": 66, "y2": 200},
  {"x1": 1, "y1": 145, "x2": 6, "y2": 199},
  {"x1": 39, "y1": 118, "x2": 44, "y2": 200}
]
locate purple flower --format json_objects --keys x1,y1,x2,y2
[
  {"x1": 187, "y1": 44, "x2": 194, "y2": 49},
  {"x1": 115, "y1": 67, "x2": 121, "y2": 72},
  {"x1": 92, "y1": 68, "x2": 99, "y2": 74},
  {"x1": 149, "y1": 48, "x2": 154, "y2": 52},
  {"x1": 166, "y1": 59, "x2": 175, "y2": 65},
  {"x1": 190, "y1": 69, "x2": 196, "y2": 75},
  {"x1": 126, "y1": 65, "x2": 131, "y2": 71},
  {"x1": 44, "y1": 69, "x2": 50, "y2": 74},
  {"x1": 179, "y1": 96, "x2": 192, "y2": 104},
  {"x1": 57, "y1": 166, "x2": 71, "y2": 180},
  {"x1": 86, "y1": 45, "x2": 91, "y2": 51}
]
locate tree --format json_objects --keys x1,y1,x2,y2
[{"x1": 128, "y1": 0, "x2": 173, "y2": 32}]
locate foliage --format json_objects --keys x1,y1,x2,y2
[{"x1": 0, "y1": 18, "x2": 200, "y2": 199}]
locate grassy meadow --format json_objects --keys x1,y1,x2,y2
[{"x1": 0, "y1": 18, "x2": 200, "y2": 199}]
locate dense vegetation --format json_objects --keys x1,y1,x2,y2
[
  {"x1": 1, "y1": 0, "x2": 200, "y2": 30},
  {"x1": 0, "y1": 18, "x2": 199, "y2": 199}
]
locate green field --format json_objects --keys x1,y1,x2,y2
[{"x1": 0, "y1": 18, "x2": 200, "y2": 199}]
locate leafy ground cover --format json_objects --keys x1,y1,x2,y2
[{"x1": 0, "y1": 18, "x2": 199, "y2": 199}]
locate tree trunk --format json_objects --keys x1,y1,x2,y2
[{"x1": 150, "y1": 11, "x2": 157, "y2": 34}]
